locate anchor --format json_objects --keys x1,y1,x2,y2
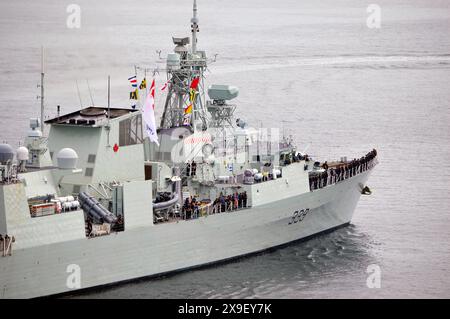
[{"x1": 361, "y1": 185, "x2": 372, "y2": 195}]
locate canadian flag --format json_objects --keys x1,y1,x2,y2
[{"x1": 142, "y1": 79, "x2": 159, "y2": 146}]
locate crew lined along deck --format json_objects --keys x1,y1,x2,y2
[
  {"x1": 184, "y1": 191, "x2": 249, "y2": 218},
  {"x1": 153, "y1": 150, "x2": 377, "y2": 224},
  {"x1": 154, "y1": 191, "x2": 249, "y2": 223},
  {"x1": 309, "y1": 149, "x2": 378, "y2": 191}
]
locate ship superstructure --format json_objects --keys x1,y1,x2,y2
[{"x1": 0, "y1": 1, "x2": 377, "y2": 298}]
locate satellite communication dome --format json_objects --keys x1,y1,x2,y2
[
  {"x1": 17, "y1": 146, "x2": 29, "y2": 161},
  {"x1": 56, "y1": 148, "x2": 78, "y2": 169},
  {"x1": 0, "y1": 144, "x2": 14, "y2": 164}
]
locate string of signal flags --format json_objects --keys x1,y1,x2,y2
[{"x1": 127, "y1": 75, "x2": 200, "y2": 112}]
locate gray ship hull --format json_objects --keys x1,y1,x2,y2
[{"x1": 0, "y1": 170, "x2": 371, "y2": 298}]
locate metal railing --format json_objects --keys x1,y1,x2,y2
[{"x1": 310, "y1": 155, "x2": 378, "y2": 191}]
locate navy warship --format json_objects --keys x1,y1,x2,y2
[{"x1": 0, "y1": 1, "x2": 377, "y2": 298}]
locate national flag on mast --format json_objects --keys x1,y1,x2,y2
[
  {"x1": 149, "y1": 79, "x2": 156, "y2": 108},
  {"x1": 142, "y1": 79, "x2": 159, "y2": 146},
  {"x1": 128, "y1": 75, "x2": 137, "y2": 88}
]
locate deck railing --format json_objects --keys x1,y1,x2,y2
[{"x1": 309, "y1": 150, "x2": 378, "y2": 191}]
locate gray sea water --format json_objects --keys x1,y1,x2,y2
[{"x1": 1, "y1": 0, "x2": 449, "y2": 298}]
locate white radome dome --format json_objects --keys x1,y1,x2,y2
[
  {"x1": 56, "y1": 148, "x2": 78, "y2": 169},
  {"x1": 17, "y1": 146, "x2": 29, "y2": 161}
]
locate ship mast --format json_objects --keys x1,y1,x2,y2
[
  {"x1": 159, "y1": 0, "x2": 208, "y2": 130},
  {"x1": 191, "y1": 0, "x2": 198, "y2": 54},
  {"x1": 40, "y1": 46, "x2": 45, "y2": 135}
]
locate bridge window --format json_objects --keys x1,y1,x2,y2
[
  {"x1": 85, "y1": 167, "x2": 94, "y2": 177},
  {"x1": 87, "y1": 154, "x2": 96, "y2": 163},
  {"x1": 119, "y1": 115, "x2": 143, "y2": 147}
]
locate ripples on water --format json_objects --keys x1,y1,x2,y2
[{"x1": 1, "y1": 0, "x2": 450, "y2": 298}]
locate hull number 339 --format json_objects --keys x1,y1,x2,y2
[{"x1": 288, "y1": 209, "x2": 310, "y2": 225}]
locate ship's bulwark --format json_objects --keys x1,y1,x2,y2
[{"x1": 0, "y1": 170, "x2": 371, "y2": 299}]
